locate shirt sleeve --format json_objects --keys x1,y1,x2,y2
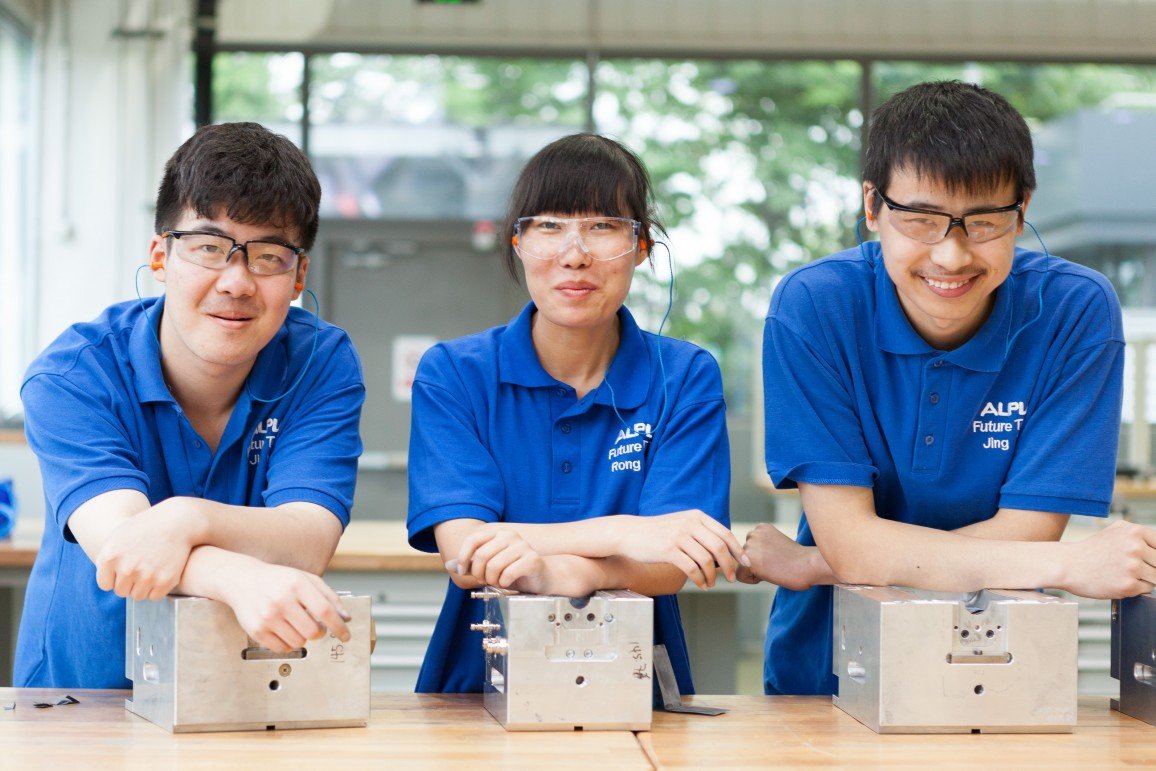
[
  {"x1": 638, "y1": 349, "x2": 731, "y2": 526},
  {"x1": 763, "y1": 300, "x2": 878, "y2": 489},
  {"x1": 21, "y1": 371, "x2": 150, "y2": 538},
  {"x1": 262, "y1": 336, "x2": 366, "y2": 527},
  {"x1": 406, "y1": 345, "x2": 503, "y2": 553},
  {"x1": 999, "y1": 338, "x2": 1124, "y2": 517}
]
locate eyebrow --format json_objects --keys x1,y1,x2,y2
[
  {"x1": 185, "y1": 222, "x2": 295, "y2": 244},
  {"x1": 899, "y1": 199, "x2": 1017, "y2": 215}
]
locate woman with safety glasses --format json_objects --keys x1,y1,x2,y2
[{"x1": 406, "y1": 133, "x2": 746, "y2": 693}]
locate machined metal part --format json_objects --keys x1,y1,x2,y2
[
  {"x1": 1111, "y1": 592, "x2": 1156, "y2": 725},
  {"x1": 125, "y1": 594, "x2": 371, "y2": 732},
  {"x1": 475, "y1": 588, "x2": 653, "y2": 731},
  {"x1": 832, "y1": 585, "x2": 1078, "y2": 734}
]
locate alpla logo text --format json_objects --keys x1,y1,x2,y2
[
  {"x1": 615, "y1": 422, "x2": 652, "y2": 443},
  {"x1": 979, "y1": 401, "x2": 1026, "y2": 417}
]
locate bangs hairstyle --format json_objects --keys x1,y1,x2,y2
[
  {"x1": 863, "y1": 80, "x2": 1036, "y2": 212},
  {"x1": 501, "y1": 133, "x2": 663, "y2": 282},
  {"x1": 154, "y1": 122, "x2": 322, "y2": 251}
]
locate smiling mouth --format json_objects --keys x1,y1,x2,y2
[
  {"x1": 921, "y1": 273, "x2": 981, "y2": 290},
  {"x1": 925, "y1": 277, "x2": 971, "y2": 290},
  {"x1": 208, "y1": 311, "x2": 256, "y2": 324}
]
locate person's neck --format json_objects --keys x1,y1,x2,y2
[
  {"x1": 530, "y1": 312, "x2": 621, "y2": 400},
  {"x1": 158, "y1": 336, "x2": 249, "y2": 452}
]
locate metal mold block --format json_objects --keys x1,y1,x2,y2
[
  {"x1": 1111, "y1": 592, "x2": 1156, "y2": 726},
  {"x1": 475, "y1": 588, "x2": 653, "y2": 731},
  {"x1": 125, "y1": 594, "x2": 371, "y2": 732},
  {"x1": 832, "y1": 585, "x2": 1077, "y2": 734}
]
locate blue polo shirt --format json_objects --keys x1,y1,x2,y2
[
  {"x1": 15, "y1": 297, "x2": 365, "y2": 688},
  {"x1": 408, "y1": 301, "x2": 730, "y2": 693},
  {"x1": 762, "y1": 241, "x2": 1124, "y2": 696}
]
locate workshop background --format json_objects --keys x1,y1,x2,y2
[{"x1": 2, "y1": 0, "x2": 1156, "y2": 693}]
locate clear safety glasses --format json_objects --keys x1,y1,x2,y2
[
  {"x1": 162, "y1": 230, "x2": 304, "y2": 276},
  {"x1": 513, "y1": 216, "x2": 640, "y2": 262},
  {"x1": 875, "y1": 189, "x2": 1023, "y2": 245}
]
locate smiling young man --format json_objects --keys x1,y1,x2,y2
[
  {"x1": 743, "y1": 81, "x2": 1156, "y2": 696},
  {"x1": 15, "y1": 123, "x2": 365, "y2": 688}
]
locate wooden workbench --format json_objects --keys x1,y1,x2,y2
[{"x1": 1, "y1": 690, "x2": 1153, "y2": 768}]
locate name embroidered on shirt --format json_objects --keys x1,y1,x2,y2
[
  {"x1": 248, "y1": 417, "x2": 281, "y2": 466},
  {"x1": 972, "y1": 401, "x2": 1027, "y2": 451},
  {"x1": 608, "y1": 421, "x2": 651, "y2": 473}
]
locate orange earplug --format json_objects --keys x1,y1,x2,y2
[{"x1": 295, "y1": 282, "x2": 304, "y2": 291}]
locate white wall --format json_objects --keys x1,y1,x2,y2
[{"x1": 34, "y1": 0, "x2": 191, "y2": 349}]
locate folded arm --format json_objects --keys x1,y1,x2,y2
[
  {"x1": 68, "y1": 489, "x2": 349, "y2": 650},
  {"x1": 433, "y1": 517, "x2": 705, "y2": 597},
  {"x1": 742, "y1": 482, "x2": 1156, "y2": 599}
]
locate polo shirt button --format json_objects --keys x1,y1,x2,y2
[
  {"x1": 193, "y1": 440, "x2": 202, "y2": 449},
  {"x1": 560, "y1": 423, "x2": 572, "y2": 434},
  {"x1": 561, "y1": 461, "x2": 572, "y2": 473},
  {"x1": 932, "y1": 360, "x2": 944, "y2": 368},
  {"x1": 556, "y1": 387, "x2": 567, "y2": 397},
  {"x1": 924, "y1": 434, "x2": 934, "y2": 446},
  {"x1": 929, "y1": 392, "x2": 940, "y2": 405}
]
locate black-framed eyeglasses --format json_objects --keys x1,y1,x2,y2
[
  {"x1": 162, "y1": 230, "x2": 305, "y2": 276},
  {"x1": 874, "y1": 189, "x2": 1023, "y2": 245}
]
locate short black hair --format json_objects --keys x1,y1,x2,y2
[
  {"x1": 154, "y1": 122, "x2": 322, "y2": 251},
  {"x1": 863, "y1": 80, "x2": 1036, "y2": 213},
  {"x1": 501, "y1": 133, "x2": 663, "y2": 283}
]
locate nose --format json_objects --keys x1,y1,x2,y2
[
  {"x1": 928, "y1": 229, "x2": 973, "y2": 274},
  {"x1": 215, "y1": 247, "x2": 257, "y2": 295},
  {"x1": 555, "y1": 233, "x2": 592, "y2": 269}
]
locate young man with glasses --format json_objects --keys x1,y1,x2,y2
[
  {"x1": 743, "y1": 80, "x2": 1156, "y2": 695},
  {"x1": 15, "y1": 123, "x2": 365, "y2": 688}
]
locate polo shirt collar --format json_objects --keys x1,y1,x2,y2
[
  {"x1": 872, "y1": 243, "x2": 1014, "y2": 372},
  {"x1": 498, "y1": 301, "x2": 651, "y2": 409},
  {"x1": 130, "y1": 296, "x2": 174, "y2": 404}
]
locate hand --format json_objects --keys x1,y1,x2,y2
[
  {"x1": 740, "y1": 523, "x2": 832, "y2": 590},
  {"x1": 222, "y1": 559, "x2": 352, "y2": 652},
  {"x1": 1062, "y1": 520, "x2": 1156, "y2": 599},
  {"x1": 613, "y1": 510, "x2": 748, "y2": 589},
  {"x1": 454, "y1": 525, "x2": 550, "y2": 592},
  {"x1": 94, "y1": 498, "x2": 200, "y2": 600}
]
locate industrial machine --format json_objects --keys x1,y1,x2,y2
[
  {"x1": 1112, "y1": 591, "x2": 1156, "y2": 726},
  {"x1": 832, "y1": 585, "x2": 1078, "y2": 733},
  {"x1": 125, "y1": 594, "x2": 372, "y2": 732},
  {"x1": 474, "y1": 588, "x2": 653, "y2": 731}
]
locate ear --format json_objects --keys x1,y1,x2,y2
[
  {"x1": 148, "y1": 235, "x2": 168, "y2": 283},
  {"x1": 292, "y1": 256, "x2": 310, "y2": 301},
  {"x1": 634, "y1": 241, "x2": 649, "y2": 268},
  {"x1": 863, "y1": 182, "x2": 880, "y2": 233},
  {"x1": 1016, "y1": 191, "x2": 1033, "y2": 236}
]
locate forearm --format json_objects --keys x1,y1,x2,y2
[
  {"x1": 180, "y1": 498, "x2": 342, "y2": 574},
  {"x1": 448, "y1": 553, "x2": 686, "y2": 597},
  {"x1": 504, "y1": 517, "x2": 630, "y2": 558},
  {"x1": 170, "y1": 544, "x2": 256, "y2": 602},
  {"x1": 536, "y1": 555, "x2": 686, "y2": 597},
  {"x1": 820, "y1": 515, "x2": 1068, "y2": 590},
  {"x1": 952, "y1": 508, "x2": 1068, "y2": 541},
  {"x1": 772, "y1": 508, "x2": 1066, "y2": 589},
  {"x1": 802, "y1": 484, "x2": 1069, "y2": 591}
]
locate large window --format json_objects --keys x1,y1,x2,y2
[
  {"x1": 0, "y1": 11, "x2": 33, "y2": 422},
  {"x1": 210, "y1": 51, "x2": 1156, "y2": 465},
  {"x1": 307, "y1": 54, "x2": 588, "y2": 220},
  {"x1": 596, "y1": 59, "x2": 862, "y2": 410}
]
